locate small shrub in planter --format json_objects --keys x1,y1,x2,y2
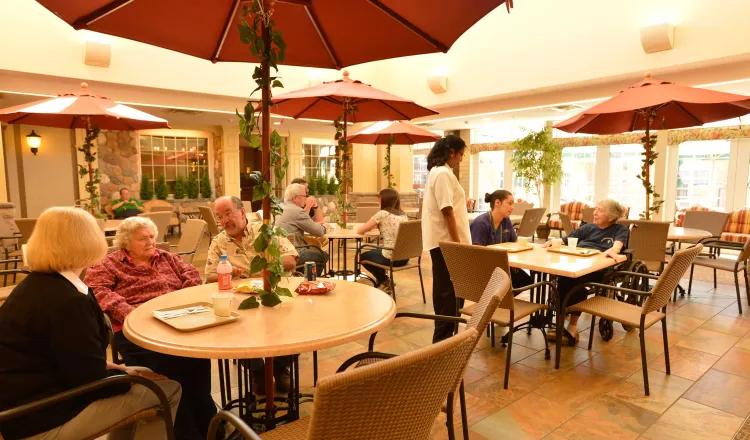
[
  {"x1": 187, "y1": 174, "x2": 199, "y2": 199},
  {"x1": 155, "y1": 175, "x2": 169, "y2": 200},
  {"x1": 140, "y1": 174, "x2": 154, "y2": 200},
  {"x1": 174, "y1": 175, "x2": 187, "y2": 199}
]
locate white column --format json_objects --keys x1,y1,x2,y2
[
  {"x1": 0, "y1": 125, "x2": 7, "y2": 203},
  {"x1": 651, "y1": 131, "x2": 668, "y2": 220},
  {"x1": 221, "y1": 125, "x2": 241, "y2": 198},
  {"x1": 729, "y1": 138, "x2": 750, "y2": 212},
  {"x1": 663, "y1": 143, "x2": 680, "y2": 221},
  {"x1": 503, "y1": 149, "x2": 514, "y2": 191},
  {"x1": 470, "y1": 152, "x2": 480, "y2": 199},
  {"x1": 594, "y1": 145, "x2": 609, "y2": 203}
]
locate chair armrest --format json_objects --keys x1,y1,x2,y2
[
  {"x1": 0, "y1": 375, "x2": 175, "y2": 440},
  {"x1": 0, "y1": 258, "x2": 23, "y2": 264},
  {"x1": 336, "y1": 351, "x2": 398, "y2": 373},
  {"x1": 611, "y1": 270, "x2": 660, "y2": 280},
  {"x1": 368, "y1": 312, "x2": 467, "y2": 350},
  {"x1": 360, "y1": 243, "x2": 393, "y2": 252},
  {"x1": 208, "y1": 410, "x2": 262, "y2": 440},
  {"x1": 295, "y1": 243, "x2": 324, "y2": 253},
  {"x1": 512, "y1": 280, "x2": 558, "y2": 296},
  {"x1": 698, "y1": 239, "x2": 744, "y2": 250},
  {"x1": 174, "y1": 251, "x2": 195, "y2": 256},
  {"x1": 169, "y1": 244, "x2": 177, "y2": 249},
  {"x1": 582, "y1": 282, "x2": 653, "y2": 297}
]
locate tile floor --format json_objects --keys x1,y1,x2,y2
[{"x1": 181, "y1": 235, "x2": 750, "y2": 439}]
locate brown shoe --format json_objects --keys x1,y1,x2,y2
[
  {"x1": 251, "y1": 370, "x2": 265, "y2": 395},
  {"x1": 274, "y1": 367, "x2": 291, "y2": 394}
]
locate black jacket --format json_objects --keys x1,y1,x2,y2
[{"x1": 0, "y1": 272, "x2": 130, "y2": 439}]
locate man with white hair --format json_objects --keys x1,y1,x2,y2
[{"x1": 276, "y1": 183, "x2": 328, "y2": 276}]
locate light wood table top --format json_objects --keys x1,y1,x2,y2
[
  {"x1": 507, "y1": 244, "x2": 619, "y2": 278},
  {"x1": 668, "y1": 227, "x2": 712, "y2": 241},
  {"x1": 104, "y1": 219, "x2": 123, "y2": 233},
  {"x1": 123, "y1": 277, "x2": 396, "y2": 359}
]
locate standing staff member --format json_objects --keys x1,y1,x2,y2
[{"x1": 421, "y1": 135, "x2": 472, "y2": 343}]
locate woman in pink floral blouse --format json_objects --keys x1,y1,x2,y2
[{"x1": 85, "y1": 216, "x2": 217, "y2": 440}]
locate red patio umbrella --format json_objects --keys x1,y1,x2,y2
[
  {"x1": 554, "y1": 73, "x2": 750, "y2": 218},
  {"x1": 0, "y1": 83, "x2": 170, "y2": 214},
  {"x1": 347, "y1": 120, "x2": 440, "y2": 187}
]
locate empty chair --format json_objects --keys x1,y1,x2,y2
[
  {"x1": 682, "y1": 210, "x2": 729, "y2": 241},
  {"x1": 559, "y1": 213, "x2": 575, "y2": 236},
  {"x1": 137, "y1": 212, "x2": 172, "y2": 242},
  {"x1": 581, "y1": 207, "x2": 595, "y2": 224},
  {"x1": 198, "y1": 206, "x2": 221, "y2": 240},
  {"x1": 566, "y1": 245, "x2": 702, "y2": 395},
  {"x1": 355, "y1": 205, "x2": 380, "y2": 223},
  {"x1": 170, "y1": 219, "x2": 207, "y2": 264},
  {"x1": 516, "y1": 207, "x2": 547, "y2": 240},
  {"x1": 13, "y1": 218, "x2": 37, "y2": 245},
  {"x1": 619, "y1": 220, "x2": 672, "y2": 274},
  {"x1": 688, "y1": 238, "x2": 750, "y2": 314}
]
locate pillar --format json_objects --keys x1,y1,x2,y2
[{"x1": 221, "y1": 125, "x2": 241, "y2": 198}]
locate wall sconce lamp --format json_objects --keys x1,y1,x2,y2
[
  {"x1": 427, "y1": 75, "x2": 448, "y2": 94},
  {"x1": 26, "y1": 130, "x2": 41, "y2": 155},
  {"x1": 640, "y1": 22, "x2": 675, "y2": 54}
]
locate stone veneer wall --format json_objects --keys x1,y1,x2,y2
[
  {"x1": 98, "y1": 130, "x2": 139, "y2": 206},
  {"x1": 213, "y1": 132, "x2": 224, "y2": 197}
]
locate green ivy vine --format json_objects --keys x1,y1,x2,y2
[
  {"x1": 77, "y1": 123, "x2": 105, "y2": 218},
  {"x1": 333, "y1": 103, "x2": 355, "y2": 226},
  {"x1": 234, "y1": 0, "x2": 292, "y2": 309},
  {"x1": 382, "y1": 135, "x2": 396, "y2": 188},
  {"x1": 638, "y1": 113, "x2": 666, "y2": 219}
]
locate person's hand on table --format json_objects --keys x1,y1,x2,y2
[
  {"x1": 604, "y1": 248, "x2": 626, "y2": 262},
  {"x1": 231, "y1": 267, "x2": 245, "y2": 277},
  {"x1": 542, "y1": 238, "x2": 562, "y2": 248}
]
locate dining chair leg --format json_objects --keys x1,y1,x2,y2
[
  {"x1": 555, "y1": 309, "x2": 563, "y2": 370},
  {"x1": 417, "y1": 258, "x2": 427, "y2": 304},
  {"x1": 313, "y1": 351, "x2": 319, "y2": 387},
  {"x1": 588, "y1": 315, "x2": 596, "y2": 351},
  {"x1": 504, "y1": 315, "x2": 515, "y2": 389},
  {"x1": 661, "y1": 312, "x2": 670, "y2": 375},
  {"x1": 744, "y1": 267, "x2": 750, "y2": 306},
  {"x1": 446, "y1": 392, "x2": 456, "y2": 440},
  {"x1": 714, "y1": 269, "x2": 718, "y2": 289},
  {"x1": 735, "y1": 271, "x2": 743, "y2": 315},
  {"x1": 217, "y1": 359, "x2": 227, "y2": 408},
  {"x1": 459, "y1": 381, "x2": 469, "y2": 440},
  {"x1": 389, "y1": 266, "x2": 396, "y2": 301},
  {"x1": 686, "y1": 264, "x2": 695, "y2": 300},
  {"x1": 490, "y1": 324, "x2": 495, "y2": 348},
  {"x1": 639, "y1": 319, "x2": 649, "y2": 396}
]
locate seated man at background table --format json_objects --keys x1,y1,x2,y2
[
  {"x1": 206, "y1": 195, "x2": 299, "y2": 394},
  {"x1": 110, "y1": 187, "x2": 144, "y2": 219},
  {"x1": 276, "y1": 183, "x2": 328, "y2": 277},
  {"x1": 289, "y1": 177, "x2": 324, "y2": 222}
]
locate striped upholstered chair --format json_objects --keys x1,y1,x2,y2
[
  {"x1": 721, "y1": 208, "x2": 750, "y2": 244},
  {"x1": 547, "y1": 201, "x2": 590, "y2": 236},
  {"x1": 674, "y1": 205, "x2": 713, "y2": 227}
]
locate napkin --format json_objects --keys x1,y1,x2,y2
[{"x1": 153, "y1": 306, "x2": 211, "y2": 320}]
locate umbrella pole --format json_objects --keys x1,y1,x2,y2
[
  {"x1": 261, "y1": 15, "x2": 271, "y2": 293},
  {"x1": 643, "y1": 110, "x2": 654, "y2": 220},
  {"x1": 343, "y1": 110, "x2": 348, "y2": 226}
]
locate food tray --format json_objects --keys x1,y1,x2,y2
[
  {"x1": 488, "y1": 242, "x2": 534, "y2": 253},
  {"x1": 546, "y1": 246, "x2": 599, "y2": 257},
  {"x1": 151, "y1": 301, "x2": 239, "y2": 332}
]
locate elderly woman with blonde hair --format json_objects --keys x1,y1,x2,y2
[
  {"x1": 85, "y1": 216, "x2": 217, "y2": 440},
  {"x1": 543, "y1": 198, "x2": 629, "y2": 345},
  {"x1": 0, "y1": 207, "x2": 181, "y2": 440}
]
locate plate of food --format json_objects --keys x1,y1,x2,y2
[
  {"x1": 234, "y1": 279, "x2": 264, "y2": 294},
  {"x1": 295, "y1": 281, "x2": 336, "y2": 295}
]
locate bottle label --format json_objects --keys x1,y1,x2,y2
[{"x1": 218, "y1": 272, "x2": 232, "y2": 290}]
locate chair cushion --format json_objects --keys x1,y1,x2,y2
[
  {"x1": 720, "y1": 232, "x2": 750, "y2": 243},
  {"x1": 260, "y1": 416, "x2": 311, "y2": 439},
  {"x1": 674, "y1": 205, "x2": 713, "y2": 227},
  {"x1": 692, "y1": 256, "x2": 743, "y2": 272},
  {"x1": 560, "y1": 201, "x2": 589, "y2": 221},
  {"x1": 568, "y1": 296, "x2": 664, "y2": 328},
  {"x1": 360, "y1": 260, "x2": 418, "y2": 272},
  {"x1": 460, "y1": 300, "x2": 547, "y2": 326},
  {"x1": 723, "y1": 209, "x2": 750, "y2": 235}
]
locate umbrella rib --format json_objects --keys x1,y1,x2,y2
[
  {"x1": 303, "y1": 4, "x2": 341, "y2": 69},
  {"x1": 292, "y1": 98, "x2": 325, "y2": 119},
  {"x1": 212, "y1": 0, "x2": 241, "y2": 62},
  {"x1": 672, "y1": 102, "x2": 704, "y2": 126},
  {"x1": 72, "y1": 0, "x2": 136, "y2": 29},
  {"x1": 366, "y1": 0, "x2": 448, "y2": 52},
  {"x1": 378, "y1": 100, "x2": 412, "y2": 121}
]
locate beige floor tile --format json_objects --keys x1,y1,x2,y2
[
  {"x1": 534, "y1": 365, "x2": 622, "y2": 412},
  {"x1": 468, "y1": 344, "x2": 539, "y2": 373},
  {"x1": 466, "y1": 364, "x2": 555, "y2": 408},
  {"x1": 584, "y1": 344, "x2": 653, "y2": 378},
  {"x1": 550, "y1": 395, "x2": 660, "y2": 440},
  {"x1": 641, "y1": 398, "x2": 743, "y2": 440},
  {"x1": 690, "y1": 296, "x2": 740, "y2": 309},
  {"x1": 713, "y1": 346, "x2": 750, "y2": 380},
  {"x1": 608, "y1": 368, "x2": 694, "y2": 414},
  {"x1": 472, "y1": 392, "x2": 576, "y2": 440},
  {"x1": 649, "y1": 345, "x2": 720, "y2": 381},
  {"x1": 675, "y1": 328, "x2": 739, "y2": 356},
  {"x1": 699, "y1": 314, "x2": 750, "y2": 337},
  {"x1": 683, "y1": 369, "x2": 750, "y2": 418},
  {"x1": 673, "y1": 303, "x2": 725, "y2": 320},
  {"x1": 646, "y1": 313, "x2": 707, "y2": 336},
  {"x1": 519, "y1": 346, "x2": 594, "y2": 376}
]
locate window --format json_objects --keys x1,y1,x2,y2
[
  {"x1": 476, "y1": 151, "x2": 504, "y2": 210},
  {"x1": 302, "y1": 143, "x2": 337, "y2": 180},
  {"x1": 609, "y1": 144, "x2": 647, "y2": 218},
  {"x1": 139, "y1": 135, "x2": 208, "y2": 195},
  {"x1": 413, "y1": 154, "x2": 428, "y2": 189},
  {"x1": 676, "y1": 140, "x2": 730, "y2": 211},
  {"x1": 512, "y1": 175, "x2": 539, "y2": 206},
  {"x1": 560, "y1": 146, "x2": 596, "y2": 205}
]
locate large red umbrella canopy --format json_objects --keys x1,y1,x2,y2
[
  {"x1": 38, "y1": 0, "x2": 510, "y2": 69},
  {"x1": 269, "y1": 71, "x2": 437, "y2": 121},
  {"x1": 347, "y1": 120, "x2": 440, "y2": 144},
  {"x1": 554, "y1": 73, "x2": 750, "y2": 134},
  {"x1": 0, "y1": 83, "x2": 169, "y2": 130}
]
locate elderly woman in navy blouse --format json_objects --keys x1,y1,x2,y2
[{"x1": 470, "y1": 190, "x2": 533, "y2": 289}]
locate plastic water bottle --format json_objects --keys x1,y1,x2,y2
[{"x1": 217, "y1": 255, "x2": 233, "y2": 291}]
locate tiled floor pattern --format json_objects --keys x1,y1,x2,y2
[{"x1": 180, "y1": 234, "x2": 750, "y2": 439}]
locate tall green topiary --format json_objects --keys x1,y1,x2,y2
[
  {"x1": 307, "y1": 176, "x2": 317, "y2": 196},
  {"x1": 187, "y1": 174, "x2": 199, "y2": 199},
  {"x1": 510, "y1": 127, "x2": 563, "y2": 207},
  {"x1": 140, "y1": 174, "x2": 154, "y2": 201},
  {"x1": 327, "y1": 176, "x2": 337, "y2": 195},
  {"x1": 155, "y1": 175, "x2": 169, "y2": 200},
  {"x1": 200, "y1": 172, "x2": 212, "y2": 199},
  {"x1": 173, "y1": 175, "x2": 186, "y2": 199}
]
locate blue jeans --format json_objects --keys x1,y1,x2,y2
[{"x1": 360, "y1": 248, "x2": 408, "y2": 286}]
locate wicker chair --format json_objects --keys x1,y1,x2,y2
[
  {"x1": 617, "y1": 220, "x2": 672, "y2": 274},
  {"x1": 0, "y1": 375, "x2": 176, "y2": 440},
  {"x1": 170, "y1": 219, "x2": 207, "y2": 264},
  {"x1": 564, "y1": 245, "x2": 703, "y2": 395},
  {"x1": 207, "y1": 327, "x2": 480, "y2": 440},
  {"x1": 516, "y1": 207, "x2": 547, "y2": 240},
  {"x1": 14, "y1": 218, "x2": 37, "y2": 245},
  {"x1": 440, "y1": 241, "x2": 551, "y2": 388},
  {"x1": 358, "y1": 220, "x2": 426, "y2": 303},
  {"x1": 137, "y1": 212, "x2": 173, "y2": 242},
  {"x1": 687, "y1": 239, "x2": 750, "y2": 314},
  {"x1": 512, "y1": 202, "x2": 533, "y2": 220},
  {"x1": 581, "y1": 207, "x2": 595, "y2": 224},
  {"x1": 559, "y1": 213, "x2": 575, "y2": 236},
  {"x1": 198, "y1": 206, "x2": 221, "y2": 241},
  {"x1": 355, "y1": 205, "x2": 380, "y2": 223}
]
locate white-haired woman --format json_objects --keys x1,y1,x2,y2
[
  {"x1": 0, "y1": 207, "x2": 181, "y2": 440},
  {"x1": 543, "y1": 199, "x2": 629, "y2": 344},
  {"x1": 84, "y1": 216, "x2": 216, "y2": 440}
]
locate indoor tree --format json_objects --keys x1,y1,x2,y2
[{"x1": 510, "y1": 127, "x2": 563, "y2": 206}]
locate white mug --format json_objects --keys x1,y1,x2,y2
[
  {"x1": 517, "y1": 236, "x2": 529, "y2": 246},
  {"x1": 567, "y1": 237, "x2": 578, "y2": 250},
  {"x1": 212, "y1": 292, "x2": 234, "y2": 317}
]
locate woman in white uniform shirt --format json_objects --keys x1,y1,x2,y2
[{"x1": 421, "y1": 135, "x2": 472, "y2": 343}]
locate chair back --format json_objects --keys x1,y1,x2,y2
[
  {"x1": 582, "y1": 207, "x2": 595, "y2": 224},
  {"x1": 683, "y1": 211, "x2": 729, "y2": 237},
  {"x1": 559, "y1": 213, "x2": 575, "y2": 235},
  {"x1": 198, "y1": 206, "x2": 221, "y2": 237},
  {"x1": 516, "y1": 207, "x2": 546, "y2": 238},
  {"x1": 356, "y1": 201, "x2": 380, "y2": 208},
  {"x1": 560, "y1": 201, "x2": 589, "y2": 221},
  {"x1": 137, "y1": 212, "x2": 172, "y2": 240},
  {"x1": 466, "y1": 268, "x2": 512, "y2": 329},
  {"x1": 513, "y1": 202, "x2": 532, "y2": 218},
  {"x1": 14, "y1": 218, "x2": 37, "y2": 245},
  {"x1": 619, "y1": 220, "x2": 670, "y2": 265},
  {"x1": 306, "y1": 328, "x2": 478, "y2": 440},
  {"x1": 642, "y1": 244, "x2": 702, "y2": 314},
  {"x1": 175, "y1": 219, "x2": 207, "y2": 264},
  {"x1": 148, "y1": 205, "x2": 173, "y2": 213},
  {"x1": 737, "y1": 239, "x2": 750, "y2": 263},
  {"x1": 390, "y1": 220, "x2": 423, "y2": 261},
  {"x1": 356, "y1": 205, "x2": 380, "y2": 223},
  {"x1": 107, "y1": 242, "x2": 171, "y2": 255},
  {"x1": 439, "y1": 241, "x2": 511, "y2": 307}
]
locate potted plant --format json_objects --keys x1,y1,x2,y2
[
  {"x1": 155, "y1": 175, "x2": 169, "y2": 200},
  {"x1": 174, "y1": 175, "x2": 186, "y2": 200},
  {"x1": 510, "y1": 128, "x2": 562, "y2": 207},
  {"x1": 140, "y1": 174, "x2": 154, "y2": 201},
  {"x1": 200, "y1": 173, "x2": 212, "y2": 199},
  {"x1": 186, "y1": 174, "x2": 199, "y2": 199}
]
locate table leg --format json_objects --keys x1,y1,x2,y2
[
  {"x1": 265, "y1": 357, "x2": 275, "y2": 431},
  {"x1": 343, "y1": 238, "x2": 348, "y2": 280}
]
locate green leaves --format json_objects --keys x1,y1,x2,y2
[
  {"x1": 260, "y1": 291, "x2": 282, "y2": 307},
  {"x1": 239, "y1": 296, "x2": 260, "y2": 309},
  {"x1": 250, "y1": 255, "x2": 267, "y2": 274},
  {"x1": 252, "y1": 181, "x2": 271, "y2": 201},
  {"x1": 510, "y1": 127, "x2": 562, "y2": 205},
  {"x1": 276, "y1": 287, "x2": 293, "y2": 298},
  {"x1": 253, "y1": 232, "x2": 270, "y2": 253}
]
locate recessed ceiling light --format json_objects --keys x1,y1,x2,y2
[
  {"x1": 482, "y1": 117, "x2": 491, "y2": 121},
  {"x1": 274, "y1": 121, "x2": 281, "y2": 125}
]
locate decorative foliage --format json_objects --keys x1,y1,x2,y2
[
  {"x1": 307, "y1": 176, "x2": 317, "y2": 195},
  {"x1": 155, "y1": 175, "x2": 169, "y2": 200},
  {"x1": 333, "y1": 103, "x2": 356, "y2": 226},
  {"x1": 638, "y1": 113, "x2": 666, "y2": 219},
  {"x1": 327, "y1": 176, "x2": 339, "y2": 195},
  {"x1": 236, "y1": 0, "x2": 292, "y2": 309},
  {"x1": 200, "y1": 172, "x2": 212, "y2": 199},
  {"x1": 140, "y1": 174, "x2": 154, "y2": 201},
  {"x1": 510, "y1": 128, "x2": 563, "y2": 206},
  {"x1": 76, "y1": 125, "x2": 104, "y2": 217},
  {"x1": 173, "y1": 175, "x2": 186, "y2": 199},
  {"x1": 382, "y1": 136, "x2": 396, "y2": 188},
  {"x1": 186, "y1": 174, "x2": 199, "y2": 199}
]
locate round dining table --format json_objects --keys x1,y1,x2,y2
[
  {"x1": 123, "y1": 277, "x2": 396, "y2": 431},
  {"x1": 322, "y1": 223, "x2": 378, "y2": 279},
  {"x1": 668, "y1": 226, "x2": 712, "y2": 241}
]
